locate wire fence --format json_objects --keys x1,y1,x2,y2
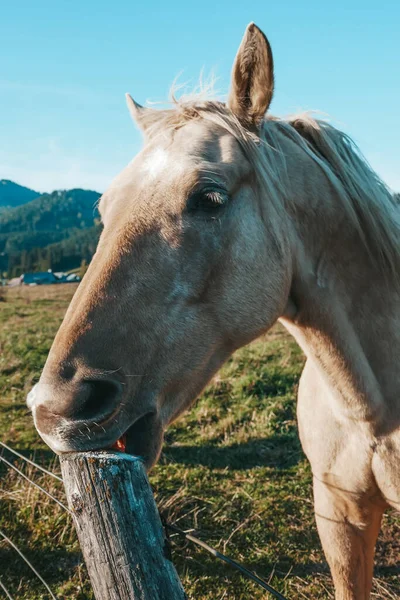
[
  {"x1": 0, "y1": 578, "x2": 14, "y2": 600},
  {"x1": 0, "y1": 441, "x2": 65, "y2": 599},
  {"x1": 0, "y1": 440, "x2": 287, "y2": 600}
]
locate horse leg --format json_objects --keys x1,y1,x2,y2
[{"x1": 313, "y1": 476, "x2": 384, "y2": 600}]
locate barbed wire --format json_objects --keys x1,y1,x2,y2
[
  {"x1": 0, "y1": 578, "x2": 14, "y2": 600},
  {"x1": 0, "y1": 531, "x2": 57, "y2": 600},
  {"x1": 0, "y1": 442, "x2": 289, "y2": 600},
  {"x1": 0, "y1": 442, "x2": 62, "y2": 482},
  {"x1": 165, "y1": 522, "x2": 287, "y2": 600},
  {"x1": 0, "y1": 444, "x2": 68, "y2": 599},
  {"x1": 0, "y1": 454, "x2": 71, "y2": 514}
]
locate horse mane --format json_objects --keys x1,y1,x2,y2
[
  {"x1": 142, "y1": 94, "x2": 400, "y2": 277},
  {"x1": 284, "y1": 114, "x2": 399, "y2": 271}
]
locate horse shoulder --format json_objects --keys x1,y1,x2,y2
[{"x1": 297, "y1": 360, "x2": 379, "y2": 501}]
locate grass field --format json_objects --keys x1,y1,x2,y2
[{"x1": 0, "y1": 285, "x2": 399, "y2": 599}]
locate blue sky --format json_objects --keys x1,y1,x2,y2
[{"x1": 1, "y1": 0, "x2": 399, "y2": 193}]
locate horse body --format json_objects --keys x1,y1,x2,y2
[
  {"x1": 27, "y1": 23, "x2": 400, "y2": 599},
  {"x1": 281, "y1": 252, "x2": 400, "y2": 597},
  {"x1": 278, "y1": 132, "x2": 400, "y2": 596}
]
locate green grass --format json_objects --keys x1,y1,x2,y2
[{"x1": 0, "y1": 285, "x2": 399, "y2": 599}]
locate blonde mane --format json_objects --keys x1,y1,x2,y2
[{"x1": 141, "y1": 95, "x2": 400, "y2": 277}]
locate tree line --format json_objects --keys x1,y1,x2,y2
[{"x1": 1, "y1": 188, "x2": 101, "y2": 278}]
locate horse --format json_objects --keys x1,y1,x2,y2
[{"x1": 27, "y1": 23, "x2": 400, "y2": 600}]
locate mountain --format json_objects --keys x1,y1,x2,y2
[
  {"x1": 0, "y1": 188, "x2": 100, "y2": 238},
  {"x1": 0, "y1": 180, "x2": 40, "y2": 211},
  {"x1": 0, "y1": 186, "x2": 102, "y2": 277}
]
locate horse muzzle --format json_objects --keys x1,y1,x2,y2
[{"x1": 27, "y1": 376, "x2": 163, "y2": 468}]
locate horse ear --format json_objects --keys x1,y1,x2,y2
[
  {"x1": 125, "y1": 94, "x2": 155, "y2": 133},
  {"x1": 228, "y1": 23, "x2": 274, "y2": 126}
]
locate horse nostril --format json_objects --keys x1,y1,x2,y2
[
  {"x1": 75, "y1": 379, "x2": 122, "y2": 422},
  {"x1": 31, "y1": 375, "x2": 124, "y2": 437}
]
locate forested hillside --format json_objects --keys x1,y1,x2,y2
[
  {"x1": 0, "y1": 186, "x2": 101, "y2": 277},
  {"x1": 0, "y1": 180, "x2": 39, "y2": 211}
]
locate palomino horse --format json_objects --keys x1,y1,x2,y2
[{"x1": 28, "y1": 23, "x2": 399, "y2": 600}]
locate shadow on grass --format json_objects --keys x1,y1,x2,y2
[
  {"x1": 174, "y1": 552, "x2": 330, "y2": 579},
  {"x1": 163, "y1": 432, "x2": 304, "y2": 470},
  {"x1": 2, "y1": 431, "x2": 304, "y2": 472},
  {"x1": 0, "y1": 546, "x2": 83, "y2": 584},
  {"x1": 176, "y1": 552, "x2": 400, "y2": 594}
]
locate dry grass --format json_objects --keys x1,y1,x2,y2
[
  {"x1": 0, "y1": 285, "x2": 399, "y2": 599},
  {"x1": 5, "y1": 283, "x2": 78, "y2": 303}
]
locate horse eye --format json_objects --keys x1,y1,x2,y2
[{"x1": 187, "y1": 189, "x2": 228, "y2": 214}]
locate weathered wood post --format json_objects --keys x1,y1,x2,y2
[{"x1": 60, "y1": 451, "x2": 186, "y2": 600}]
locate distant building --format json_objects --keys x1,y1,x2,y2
[
  {"x1": 54, "y1": 272, "x2": 81, "y2": 283},
  {"x1": 20, "y1": 271, "x2": 59, "y2": 285},
  {"x1": 18, "y1": 270, "x2": 81, "y2": 286}
]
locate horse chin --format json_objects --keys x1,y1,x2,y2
[{"x1": 124, "y1": 411, "x2": 164, "y2": 470}]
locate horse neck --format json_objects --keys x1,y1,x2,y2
[{"x1": 278, "y1": 146, "x2": 400, "y2": 431}]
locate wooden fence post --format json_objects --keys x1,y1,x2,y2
[{"x1": 60, "y1": 451, "x2": 187, "y2": 600}]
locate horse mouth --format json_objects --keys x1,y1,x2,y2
[{"x1": 110, "y1": 411, "x2": 162, "y2": 466}]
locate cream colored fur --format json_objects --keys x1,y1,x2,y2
[{"x1": 29, "y1": 23, "x2": 400, "y2": 599}]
